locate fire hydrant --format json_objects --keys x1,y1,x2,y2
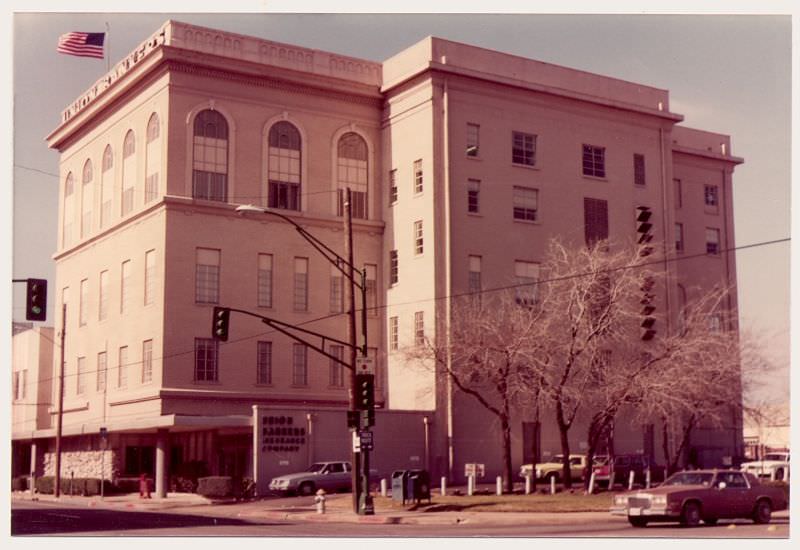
[{"x1": 315, "y1": 488, "x2": 326, "y2": 514}]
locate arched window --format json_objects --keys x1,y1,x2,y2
[
  {"x1": 337, "y1": 132, "x2": 368, "y2": 219},
  {"x1": 267, "y1": 121, "x2": 301, "y2": 210},
  {"x1": 100, "y1": 145, "x2": 113, "y2": 228},
  {"x1": 192, "y1": 109, "x2": 228, "y2": 202},
  {"x1": 121, "y1": 130, "x2": 136, "y2": 215},
  {"x1": 81, "y1": 160, "x2": 93, "y2": 238},
  {"x1": 63, "y1": 173, "x2": 75, "y2": 248},
  {"x1": 145, "y1": 113, "x2": 160, "y2": 204}
]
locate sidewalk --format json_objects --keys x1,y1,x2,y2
[{"x1": 11, "y1": 490, "x2": 790, "y2": 527}]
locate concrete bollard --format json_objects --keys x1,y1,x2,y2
[
  {"x1": 496, "y1": 476, "x2": 503, "y2": 495},
  {"x1": 441, "y1": 476, "x2": 447, "y2": 496},
  {"x1": 587, "y1": 471, "x2": 596, "y2": 494},
  {"x1": 467, "y1": 475, "x2": 475, "y2": 496},
  {"x1": 628, "y1": 470, "x2": 635, "y2": 490},
  {"x1": 380, "y1": 478, "x2": 388, "y2": 497},
  {"x1": 550, "y1": 475, "x2": 556, "y2": 495},
  {"x1": 645, "y1": 468, "x2": 651, "y2": 489},
  {"x1": 524, "y1": 474, "x2": 532, "y2": 495}
]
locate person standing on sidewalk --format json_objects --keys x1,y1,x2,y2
[{"x1": 139, "y1": 473, "x2": 151, "y2": 499}]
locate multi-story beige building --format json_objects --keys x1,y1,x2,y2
[{"x1": 12, "y1": 21, "x2": 743, "y2": 493}]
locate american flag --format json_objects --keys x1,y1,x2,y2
[{"x1": 57, "y1": 32, "x2": 105, "y2": 59}]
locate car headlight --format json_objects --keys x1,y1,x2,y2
[
  {"x1": 614, "y1": 495, "x2": 628, "y2": 506},
  {"x1": 535, "y1": 468, "x2": 542, "y2": 478},
  {"x1": 270, "y1": 479, "x2": 289, "y2": 489},
  {"x1": 651, "y1": 495, "x2": 667, "y2": 505}
]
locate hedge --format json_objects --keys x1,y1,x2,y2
[
  {"x1": 197, "y1": 476, "x2": 233, "y2": 498},
  {"x1": 34, "y1": 476, "x2": 113, "y2": 496}
]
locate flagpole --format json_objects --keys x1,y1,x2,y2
[{"x1": 105, "y1": 22, "x2": 110, "y2": 71}]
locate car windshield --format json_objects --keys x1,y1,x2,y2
[
  {"x1": 763, "y1": 454, "x2": 788, "y2": 461},
  {"x1": 305, "y1": 463, "x2": 326, "y2": 473},
  {"x1": 662, "y1": 472, "x2": 714, "y2": 486}
]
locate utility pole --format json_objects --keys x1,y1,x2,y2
[
  {"x1": 54, "y1": 303, "x2": 66, "y2": 498},
  {"x1": 344, "y1": 188, "x2": 361, "y2": 514}
]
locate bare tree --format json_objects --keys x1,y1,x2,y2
[
  {"x1": 531, "y1": 239, "x2": 648, "y2": 488},
  {"x1": 407, "y1": 291, "x2": 544, "y2": 493}
]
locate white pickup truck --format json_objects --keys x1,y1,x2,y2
[{"x1": 740, "y1": 452, "x2": 790, "y2": 481}]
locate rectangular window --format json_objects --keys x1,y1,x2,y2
[
  {"x1": 634, "y1": 154, "x2": 646, "y2": 186},
  {"x1": 515, "y1": 261, "x2": 540, "y2": 306},
  {"x1": 365, "y1": 264, "x2": 377, "y2": 317},
  {"x1": 77, "y1": 356, "x2": 86, "y2": 394},
  {"x1": 584, "y1": 198, "x2": 609, "y2": 248},
  {"x1": 582, "y1": 144, "x2": 606, "y2": 177},
  {"x1": 512, "y1": 131, "x2": 536, "y2": 166},
  {"x1": 469, "y1": 256, "x2": 482, "y2": 296},
  {"x1": 704, "y1": 184, "x2": 719, "y2": 209},
  {"x1": 98, "y1": 270, "x2": 108, "y2": 321},
  {"x1": 389, "y1": 250, "x2": 399, "y2": 285},
  {"x1": 196, "y1": 248, "x2": 220, "y2": 304},
  {"x1": 414, "y1": 311, "x2": 425, "y2": 347},
  {"x1": 466, "y1": 123, "x2": 480, "y2": 157},
  {"x1": 513, "y1": 186, "x2": 538, "y2": 221},
  {"x1": 79, "y1": 278, "x2": 89, "y2": 326},
  {"x1": 257, "y1": 341, "x2": 272, "y2": 384},
  {"x1": 194, "y1": 338, "x2": 218, "y2": 382},
  {"x1": 413, "y1": 159, "x2": 423, "y2": 194},
  {"x1": 329, "y1": 344, "x2": 344, "y2": 387},
  {"x1": 13, "y1": 372, "x2": 20, "y2": 401},
  {"x1": 389, "y1": 316, "x2": 399, "y2": 351},
  {"x1": 294, "y1": 257, "x2": 309, "y2": 311},
  {"x1": 145, "y1": 173, "x2": 159, "y2": 204},
  {"x1": 467, "y1": 179, "x2": 480, "y2": 213},
  {"x1": 674, "y1": 178, "x2": 683, "y2": 208},
  {"x1": 142, "y1": 339, "x2": 153, "y2": 383},
  {"x1": 144, "y1": 249, "x2": 156, "y2": 306},
  {"x1": 118, "y1": 345, "x2": 129, "y2": 388},
  {"x1": 706, "y1": 227, "x2": 721, "y2": 255},
  {"x1": 292, "y1": 344, "x2": 308, "y2": 386},
  {"x1": 257, "y1": 254, "x2": 273, "y2": 308},
  {"x1": 414, "y1": 220, "x2": 424, "y2": 255},
  {"x1": 675, "y1": 223, "x2": 684, "y2": 253},
  {"x1": 330, "y1": 264, "x2": 344, "y2": 313},
  {"x1": 120, "y1": 260, "x2": 131, "y2": 314},
  {"x1": 97, "y1": 351, "x2": 107, "y2": 392},
  {"x1": 389, "y1": 169, "x2": 398, "y2": 205}
]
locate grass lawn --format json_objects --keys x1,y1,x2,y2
[{"x1": 328, "y1": 490, "x2": 614, "y2": 513}]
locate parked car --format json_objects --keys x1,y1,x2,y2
[
  {"x1": 268, "y1": 461, "x2": 353, "y2": 496},
  {"x1": 592, "y1": 454, "x2": 666, "y2": 488},
  {"x1": 610, "y1": 469, "x2": 788, "y2": 527},
  {"x1": 740, "y1": 452, "x2": 789, "y2": 481},
  {"x1": 519, "y1": 454, "x2": 598, "y2": 483}
]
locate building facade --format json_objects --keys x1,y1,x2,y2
[{"x1": 12, "y1": 21, "x2": 743, "y2": 492}]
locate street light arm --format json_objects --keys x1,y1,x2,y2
[{"x1": 236, "y1": 204, "x2": 365, "y2": 290}]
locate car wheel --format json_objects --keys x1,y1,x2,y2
[
  {"x1": 628, "y1": 517, "x2": 648, "y2": 528},
  {"x1": 752, "y1": 499, "x2": 772, "y2": 524},
  {"x1": 298, "y1": 482, "x2": 316, "y2": 496},
  {"x1": 703, "y1": 518, "x2": 718, "y2": 526},
  {"x1": 680, "y1": 501, "x2": 701, "y2": 527}
]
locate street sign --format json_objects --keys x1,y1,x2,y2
[
  {"x1": 359, "y1": 431, "x2": 374, "y2": 451},
  {"x1": 356, "y1": 356, "x2": 374, "y2": 374},
  {"x1": 465, "y1": 463, "x2": 485, "y2": 478},
  {"x1": 352, "y1": 430, "x2": 361, "y2": 453}
]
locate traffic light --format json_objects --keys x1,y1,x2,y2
[
  {"x1": 26, "y1": 278, "x2": 47, "y2": 321},
  {"x1": 355, "y1": 373, "x2": 375, "y2": 411},
  {"x1": 636, "y1": 206, "x2": 654, "y2": 257},
  {"x1": 640, "y1": 275, "x2": 656, "y2": 341},
  {"x1": 212, "y1": 307, "x2": 230, "y2": 341}
]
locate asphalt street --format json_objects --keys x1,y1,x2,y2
[{"x1": 10, "y1": 497, "x2": 791, "y2": 539}]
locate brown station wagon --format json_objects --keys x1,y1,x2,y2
[{"x1": 610, "y1": 469, "x2": 788, "y2": 527}]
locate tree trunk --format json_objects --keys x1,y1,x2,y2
[
  {"x1": 501, "y1": 413, "x2": 513, "y2": 493},
  {"x1": 555, "y1": 400, "x2": 573, "y2": 489}
]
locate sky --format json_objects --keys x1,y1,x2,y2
[{"x1": 4, "y1": 2, "x2": 796, "y2": 410}]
